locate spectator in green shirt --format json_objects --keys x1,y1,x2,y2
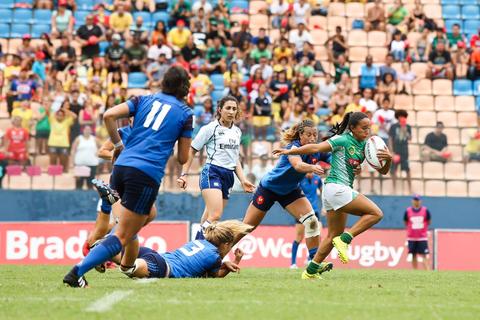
[
  {"x1": 431, "y1": 27, "x2": 448, "y2": 51},
  {"x1": 387, "y1": 0, "x2": 408, "y2": 34},
  {"x1": 447, "y1": 23, "x2": 465, "y2": 52},
  {"x1": 169, "y1": 0, "x2": 192, "y2": 28},
  {"x1": 250, "y1": 39, "x2": 272, "y2": 64},
  {"x1": 334, "y1": 54, "x2": 350, "y2": 83},
  {"x1": 206, "y1": 36, "x2": 228, "y2": 74}
]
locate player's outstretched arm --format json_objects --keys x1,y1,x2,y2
[{"x1": 272, "y1": 141, "x2": 332, "y2": 156}]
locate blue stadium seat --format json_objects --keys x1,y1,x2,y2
[
  {"x1": 77, "y1": 0, "x2": 95, "y2": 10},
  {"x1": 453, "y1": 80, "x2": 473, "y2": 96},
  {"x1": 0, "y1": 23, "x2": 10, "y2": 38},
  {"x1": 474, "y1": 80, "x2": 480, "y2": 96},
  {"x1": 441, "y1": 0, "x2": 460, "y2": 4},
  {"x1": 231, "y1": 0, "x2": 249, "y2": 10},
  {"x1": 0, "y1": 9, "x2": 13, "y2": 23},
  {"x1": 476, "y1": 97, "x2": 480, "y2": 111},
  {"x1": 152, "y1": 12, "x2": 169, "y2": 26},
  {"x1": 133, "y1": 12, "x2": 152, "y2": 28},
  {"x1": 445, "y1": 19, "x2": 463, "y2": 33},
  {"x1": 31, "y1": 24, "x2": 50, "y2": 38},
  {"x1": 0, "y1": 0, "x2": 14, "y2": 9},
  {"x1": 460, "y1": 0, "x2": 478, "y2": 4},
  {"x1": 462, "y1": 5, "x2": 480, "y2": 19},
  {"x1": 128, "y1": 72, "x2": 147, "y2": 89},
  {"x1": 99, "y1": 41, "x2": 109, "y2": 56},
  {"x1": 464, "y1": 20, "x2": 480, "y2": 35},
  {"x1": 12, "y1": 9, "x2": 32, "y2": 24},
  {"x1": 10, "y1": 23, "x2": 30, "y2": 38},
  {"x1": 33, "y1": 10, "x2": 52, "y2": 24},
  {"x1": 193, "y1": 105, "x2": 205, "y2": 117},
  {"x1": 442, "y1": 5, "x2": 461, "y2": 20},
  {"x1": 74, "y1": 10, "x2": 90, "y2": 25},
  {"x1": 210, "y1": 74, "x2": 224, "y2": 89},
  {"x1": 211, "y1": 90, "x2": 224, "y2": 103}
]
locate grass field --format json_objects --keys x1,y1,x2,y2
[{"x1": 1, "y1": 266, "x2": 479, "y2": 320}]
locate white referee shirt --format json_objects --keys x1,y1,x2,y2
[{"x1": 191, "y1": 120, "x2": 241, "y2": 170}]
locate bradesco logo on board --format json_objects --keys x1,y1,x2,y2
[
  {"x1": 0, "y1": 222, "x2": 189, "y2": 265},
  {"x1": 224, "y1": 226, "x2": 432, "y2": 269}
]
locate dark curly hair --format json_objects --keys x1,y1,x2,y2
[{"x1": 161, "y1": 66, "x2": 191, "y2": 101}]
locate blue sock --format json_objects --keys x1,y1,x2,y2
[
  {"x1": 76, "y1": 235, "x2": 122, "y2": 276},
  {"x1": 308, "y1": 247, "x2": 318, "y2": 260},
  {"x1": 195, "y1": 229, "x2": 205, "y2": 240},
  {"x1": 291, "y1": 240, "x2": 299, "y2": 265}
]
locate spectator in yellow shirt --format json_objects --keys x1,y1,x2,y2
[
  {"x1": 47, "y1": 107, "x2": 77, "y2": 172},
  {"x1": 273, "y1": 38, "x2": 293, "y2": 63},
  {"x1": 465, "y1": 132, "x2": 480, "y2": 162},
  {"x1": 109, "y1": 3, "x2": 133, "y2": 39},
  {"x1": 190, "y1": 64, "x2": 214, "y2": 104},
  {"x1": 11, "y1": 100, "x2": 34, "y2": 133},
  {"x1": 167, "y1": 20, "x2": 192, "y2": 50},
  {"x1": 344, "y1": 92, "x2": 363, "y2": 114}
]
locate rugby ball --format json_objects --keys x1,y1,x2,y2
[{"x1": 365, "y1": 136, "x2": 387, "y2": 169}]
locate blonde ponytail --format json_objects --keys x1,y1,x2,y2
[
  {"x1": 281, "y1": 119, "x2": 315, "y2": 145},
  {"x1": 204, "y1": 220, "x2": 253, "y2": 247}
]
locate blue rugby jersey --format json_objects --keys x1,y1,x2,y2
[
  {"x1": 114, "y1": 93, "x2": 193, "y2": 184},
  {"x1": 261, "y1": 140, "x2": 331, "y2": 195}
]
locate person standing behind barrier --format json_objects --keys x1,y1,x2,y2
[{"x1": 404, "y1": 194, "x2": 431, "y2": 270}]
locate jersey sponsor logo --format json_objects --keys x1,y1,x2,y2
[
  {"x1": 348, "y1": 146, "x2": 356, "y2": 156},
  {"x1": 219, "y1": 144, "x2": 240, "y2": 150},
  {"x1": 348, "y1": 158, "x2": 361, "y2": 167},
  {"x1": 256, "y1": 195, "x2": 265, "y2": 205}
]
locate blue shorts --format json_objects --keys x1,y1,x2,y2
[
  {"x1": 138, "y1": 247, "x2": 169, "y2": 278},
  {"x1": 252, "y1": 183, "x2": 305, "y2": 212},
  {"x1": 199, "y1": 164, "x2": 235, "y2": 199},
  {"x1": 110, "y1": 165, "x2": 159, "y2": 215},
  {"x1": 408, "y1": 240, "x2": 429, "y2": 255}
]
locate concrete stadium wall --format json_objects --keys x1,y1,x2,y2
[{"x1": 0, "y1": 190, "x2": 478, "y2": 229}]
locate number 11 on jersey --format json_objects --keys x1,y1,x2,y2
[{"x1": 143, "y1": 101, "x2": 172, "y2": 131}]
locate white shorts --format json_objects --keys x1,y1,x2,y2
[{"x1": 322, "y1": 183, "x2": 359, "y2": 211}]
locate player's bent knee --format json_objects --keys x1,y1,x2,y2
[{"x1": 299, "y1": 211, "x2": 320, "y2": 238}]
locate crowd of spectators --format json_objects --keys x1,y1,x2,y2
[{"x1": 0, "y1": 0, "x2": 479, "y2": 192}]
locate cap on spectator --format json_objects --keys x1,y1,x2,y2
[
  {"x1": 241, "y1": 20, "x2": 249, "y2": 26},
  {"x1": 35, "y1": 51, "x2": 45, "y2": 60},
  {"x1": 58, "y1": 0, "x2": 67, "y2": 6},
  {"x1": 176, "y1": 19, "x2": 186, "y2": 27},
  {"x1": 112, "y1": 33, "x2": 121, "y2": 41},
  {"x1": 22, "y1": 34, "x2": 31, "y2": 40},
  {"x1": 457, "y1": 41, "x2": 466, "y2": 49},
  {"x1": 412, "y1": 194, "x2": 421, "y2": 200},
  {"x1": 190, "y1": 63, "x2": 199, "y2": 71}
]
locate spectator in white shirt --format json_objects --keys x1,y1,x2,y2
[
  {"x1": 373, "y1": 98, "x2": 396, "y2": 144},
  {"x1": 250, "y1": 57, "x2": 274, "y2": 82},
  {"x1": 193, "y1": 0, "x2": 213, "y2": 15},
  {"x1": 147, "y1": 36, "x2": 173, "y2": 61},
  {"x1": 252, "y1": 154, "x2": 275, "y2": 182},
  {"x1": 289, "y1": 23, "x2": 313, "y2": 52},
  {"x1": 292, "y1": 0, "x2": 311, "y2": 26},
  {"x1": 270, "y1": 0, "x2": 290, "y2": 28},
  {"x1": 359, "y1": 88, "x2": 378, "y2": 113},
  {"x1": 317, "y1": 73, "x2": 336, "y2": 108}
]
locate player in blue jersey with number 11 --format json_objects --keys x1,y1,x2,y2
[{"x1": 63, "y1": 66, "x2": 194, "y2": 288}]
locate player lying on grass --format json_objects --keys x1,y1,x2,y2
[
  {"x1": 273, "y1": 112, "x2": 392, "y2": 279},
  {"x1": 108, "y1": 220, "x2": 251, "y2": 279}
]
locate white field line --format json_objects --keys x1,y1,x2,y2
[
  {"x1": 85, "y1": 290, "x2": 133, "y2": 313},
  {"x1": 135, "y1": 278, "x2": 159, "y2": 284}
]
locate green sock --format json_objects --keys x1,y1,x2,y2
[
  {"x1": 340, "y1": 232, "x2": 353, "y2": 244},
  {"x1": 306, "y1": 260, "x2": 320, "y2": 274}
]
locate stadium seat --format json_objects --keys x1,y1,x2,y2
[
  {"x1": 47, "y1": 165, "x2": 63, "y2": 189},
  {"x1": 416, "y1": 111, "x2": 437, "y2": 126},
  {"x1": 31, "y1": 24, "x2": 50, "y2": 38},
  {"x1": 329, "y1": 3, "x2": 346, "y2": 17},
  {"x1": 211, "y1": 90, "x2": 224, "y2": 103},
  {"x1": 461, "y1": 5, "x2": 480, "y2": 19},
  {"x1": 6, "y1": 165, "x2": 23, "y2": 189},
  {"x1": 33, "y1": 9, "x2": 51, "y2": 24},
  {"x1": 231, "y1": 0, "x2": 249, "y2": 11},
  {"x1": 473, "y1": 80, "x2": 480, "y2": 96},
  {"x1": 444, "y1": 163, "x2": 466, "y2": 180},
  {"x1": 128, "y1": 72, "x2": 147, "y2": 89},
  {"x1": 432, "y1": 79, "x2": 452, "y2": 96},
  {"x1": 346, "y1": 3, "x2": 365, "y2": 18},
  {"x1": 210, "y1": 74, "x2": 224, "y2": 89},
  {"x1": 458, "y1": 112, "x2": 478, "y2": 127},
  {"x1": 250, "y1": 14, "x2": 268, "y2": 30},
  {"x1": 468, "y1": 181, "x2": 480, "y2": 197},
  {"x1": 449, "y1": 145, "x2": 463, "y2": 162},
  {"x1": 412, "y1": 79, "x2": 432, "y2": 95},
  {"x1": 152, "y1": 11, "x2": 169, "y2": 26},
  {"x1": 464, "y1": 20, "x2": 480, "y2": 35},
  {"x1": 310, "y1": 29, "x2": 328, "y2": 46},
  {"x1": 459, "y1": 0, "x2": 478, "y2": 5},
  {"x1": 327, "y1": 16, "x2": 346, "y2": 32},
  {"x1": 26, "y1": 165, "x2": 42, "y2": 189},
  {"x1": 407, "y1": 32, "x2": 422, "y2": 46},
  {"x1": 98, "y1": 41, "x2": 109, "y2": 56},
  {"x1": 466, "y1": 162, "x2": 480, "y2": 180},
  {"x1": 0, "y1": 0, "x2": 14, "y2": 9},
  {"x1": 12, "y1": 9, "x2": 32, "y2": 24},
  {"x1": 411, "y1": 179, "x2": 425, "y2": 195},
  {"x1": 249, "y1": 0, "x2": 267, "y2": 14},
  {"x1": 367, "y1": 31, "x2": 387, "y2": 47},
  {"x1": 347, "y1": 30, "x2": 367, "y2": 46},
  {"x1": 133, "y1": 12, "x2": 152, "y2": 28},
  {"x1": 0, "y1": 23, "x2": 9, "y2": 38},
  {"x1": 445, "y1": 127, "x2": 461, "y2": 145},
  {"x1": 368, "y1": 47, "x2": 388, "y2": 63},
  {"x1": 442, "y1": 5, "x2": 461, "y2": 20},
  {"x1": 446, "y1": 181, "x2": 468, "y2": 197},
  {"x1": 441, "y1": 0, "x2": 458, "y2": 4},
  {"x1": 453, "y1": 96, "x2": 475, "y2": 111},
  {"x1": 409, "y1": 144, "x2": 420, "y2": 161},
  {"x1": 424, "y1": 180, "x2": 446, "y2": 196},
  {"x1": 10, "y1": 24, "x2": 30, "y2": 38},
  {"x1": 414, "y1": 95, "x2": 434, "y2": 111},
  {"x1": 0, "y1": 9, "x2": 12, "y2": 23},
  {"x1": 444, "y1": 19, "x2": 462, "y2": 32},
  {"x1": 411, "y1": 63, "x2": 427, "y2": 78},
  {"x1": 410, "y1": 161, "x2": 423, "y2": 179},
  {"x1": 453, "y1": 79, "x2": 473, "y2": 96},
  {"x1": 437, "y1": 111, "x2": 457, "y2": 127},
  {"x1": 74, "y1": 11, "x2": 90, "y2": 25},
  {"x1": 395, "y1": 94, "x2": 413, "y2": 110},
  {"x1": 424, "y1": 4, "x2": 442, "y2": 19},
  {"x1": 349, "y1": 47, "x2": 368, "y2": 62},
  {"x1": 77, "y1": 0, "x2": 95, "y2": 10}
]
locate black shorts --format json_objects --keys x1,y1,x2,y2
[
  {"x1": 408, "y1": 240, "x2": 429, "y2": 255},
  {"x1": 48, "y1": 146, "x2": 69, "y2": 155},
  {"x1": 110, "y1": 165, "x2": 159, "y2": 215},
  {"x1": 252, "y1": 183, "x2": 305, "y2": 212},
  {"x1": 138, "y1": 247, "x2": 169, "y2": 278}
]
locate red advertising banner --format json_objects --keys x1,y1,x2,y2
[
  {"x1": 0, "y1": 222, "x2": 189, "y2": 265},
  {"x1": 435, "y1": 229, "x2": 480, "y2": 271},
  {"x1": 223, "y1": 226, "x2": 433, "y2": 269}
]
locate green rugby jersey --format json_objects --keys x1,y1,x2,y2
[{"x1": 325, "y1": 132, "x2": 366, "y2": 188}]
